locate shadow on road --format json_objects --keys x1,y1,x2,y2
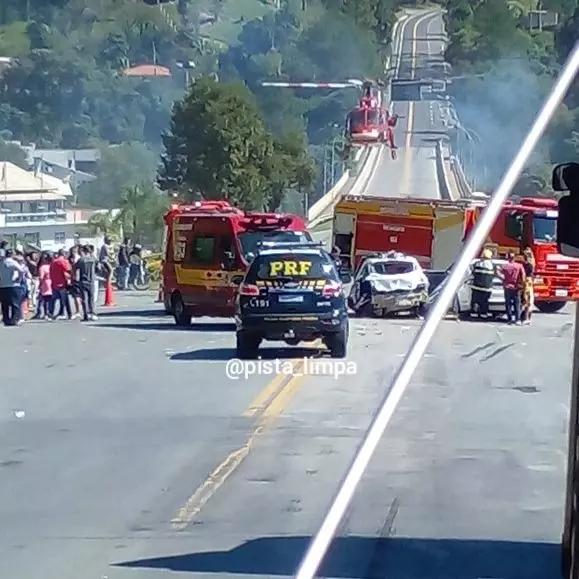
[
  {"x1": 96, "y1": 309, "x2": 167, "y2": 318},
  {"x1": 171, "y1": 346, "x2": 323, "y2": 361},
  {"x1": 95, "y1": 322, "x2": 235, "y2": 332},
  {"x1": 115, "y1": 535, "x2": 560, "y2": 578}
]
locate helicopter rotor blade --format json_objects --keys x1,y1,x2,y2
[{"x1": 261, "y1": 81, "x2": 360, "y2": 88}]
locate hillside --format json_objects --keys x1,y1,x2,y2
[
  {"x1": 0, "y1": 0, "x2": 403, "y2": 209},
  {"x1": 442, "y1": 0, "x2": 579, "y2": 195}
]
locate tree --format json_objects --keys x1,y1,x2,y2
[
  {"x1": 117, "y1": 183, "x2": 168, "y2": 246},
  {"x1": 158, "y1": 76, "x2": 277, "y2": 208},
  {"x1": 78, "y1": 142, "x2": 159, "y2": 208},
  {"x1": 0, "y1": 140, "x2": 29, "y2": 169},
  {"x1": 87, "y1": 210, "x2": 122, "y2": 239},
  {"x1": 265, "y1": 131, "x2": 317, "y2": 211}
]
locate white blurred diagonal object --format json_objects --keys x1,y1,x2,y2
[{"x1": 294, "y1": 40, "x2": 579, "y2": 579}]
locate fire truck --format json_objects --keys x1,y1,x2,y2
[
  {"x1": 332, "y1": 194, "x2": 579, "y2": 313},
  {"x1": 161, "y1": 201, "x2": 311, "y2": 325}
]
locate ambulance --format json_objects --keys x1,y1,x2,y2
[{"x1": 161, "y1": 201, "x2": 311, "y2": 325}]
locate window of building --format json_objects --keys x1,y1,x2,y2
[
  {"x1": 54, "y1": 232, "x2": 66, "y2": 244},
  {"x1": 24, "y1": 232, "x2": 40, "y2": 246},
  {"x1": 190, "y1": 235, "x2": 216, "y2": 264}
]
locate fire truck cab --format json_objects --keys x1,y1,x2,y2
[
  {"x1": 161, "y1": 201, "x2": 311, "y2": 325},
  {"x1": 465, "y1": 197, "x2": 579, "y2": 312}
]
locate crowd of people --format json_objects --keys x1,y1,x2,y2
[
  {"x1": 470, "y1": 247, "x2": 537, "y2": 325},
  {"x1": 0, "y1": 241, "x2": 100, "y2": 326},
  {"x1": 0, "y1": 236, "x2": 149, "y2": 327}
]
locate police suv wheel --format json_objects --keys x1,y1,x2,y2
[
  {"x1": 327, "y1": 328, "x2": 347, "y2": 359},
  {"x1": 236, "y1": 332, "x2": 260, "y2": 359}
]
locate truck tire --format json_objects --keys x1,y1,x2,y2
[
  {"x1": 172, "y1": 294, "x2": 192, "y2": 327},
  {"x1": 536, "y1": 301, "x2": 566, "y2": 314}
]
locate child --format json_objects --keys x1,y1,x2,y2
[{"x1": 37, "y1": 252, "x2": 54, "y2": 319}]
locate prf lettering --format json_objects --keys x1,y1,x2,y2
[{"x1": 269, "y1": 260, "x2": 312, "y2": 276}]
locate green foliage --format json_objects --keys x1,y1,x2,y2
[
  {"x1": 118, "y1": 183, "x2": 169, "y2": 246},
  {"x1": 78, "y1": 142, "x2": 159, "y2": 208},
  {"x1": 158, "y1": 76, "x2": 315, "y2": 210},
  {"x1": 0, "y1": 0, "x2": 403, "y2": 215},
  {"x1": 0, "y1": 139, "x2": 29, "y2": 168},
  {"x1": 444, "y1": 0, "x2": 579, "y2": 194}
]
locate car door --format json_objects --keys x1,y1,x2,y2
[
  {"x1": 456, "y1": 266, "x2": 474, "y2": 311},
  {"x1": 350, "y1": 263, "x2": 369, "y2": 304}
]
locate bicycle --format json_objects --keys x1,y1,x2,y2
[{"x1": 113, "y1": 265, "x2": 151, "y2": 291}]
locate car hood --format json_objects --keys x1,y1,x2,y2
[{"x1": 365, "y1": 271, "x2": 427, "y2": 293}]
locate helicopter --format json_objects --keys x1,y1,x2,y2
[{"x1": 260, "y1": 78, "x2": 399, "y2": 161}]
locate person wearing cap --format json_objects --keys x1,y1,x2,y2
[{"x1": 470, "y1": 248, "x2": 496, "y2": 318}]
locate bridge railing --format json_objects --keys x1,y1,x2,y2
[{"x1": 307, "y1": 13, "x2": 409, "y2": 227}]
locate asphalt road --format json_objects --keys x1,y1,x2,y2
[
  {"x1": 0, "y1": 293, "x2": 570, "y2": 578},
  {"x1": 363, "y1": 10, "x2": 448, "y2": 199}
]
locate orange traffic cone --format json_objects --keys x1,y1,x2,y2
[{"x1": 103, "y1": 278, "x2": 115, "y2": 307}]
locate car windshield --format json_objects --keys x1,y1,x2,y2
[
  {"x1": 246, "y1": 253, "x2": 338, "y2": 282},
  {"x1": 238, "y1": 230, "x2": 311, "y2": 258},
  {"x1": 350, "y1": 110, "x2": 365, "y2": 129},
  {"x1": 370, "y1": 260, "x2": 414, "y2": 275},
  {"x1": 533, "y1": 216, "x2": 556, "y2": 242}
]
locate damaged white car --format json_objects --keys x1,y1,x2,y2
[{"x1": 347, "y1": 252, "x2": 429, "y2": 317}]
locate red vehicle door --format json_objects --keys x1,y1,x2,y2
[{"x1": 174, "y1": 215, "x2": 240, "y2": 317}]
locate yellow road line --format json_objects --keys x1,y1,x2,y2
[
  {"x1": 243, "y1": 371, "x2": 290, "y2": 417},
  {"x1": 262, "y1": 367, "x2": 308, "y2": 422},
  {"x1": 172, "y1": 341, "x2": 323, "y2": 530}
]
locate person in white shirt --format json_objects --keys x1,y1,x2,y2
[{"x1": 0, "y1": 248, "x2": 27, "y2": 326}]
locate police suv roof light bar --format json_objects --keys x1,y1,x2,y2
[
  {"x1": 256, "y1": 241, "x2": 324, "y2": 250},
  {"x1": 294, "y1": 40, "x2": 579, "y2": 579}
]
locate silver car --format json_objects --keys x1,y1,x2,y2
[{"x1": 425, "y1": 259, "x2": 507, "y2": 319}]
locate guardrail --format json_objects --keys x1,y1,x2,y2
[
  {"x1": 434, "y1": 138, "x2": 473, "y2": 200},
  {"x1": 435, "y1": 140, "x2": 451, "y2": 200},
  {"x1": 307, "y1": 13, "x2": 408, "y2": 226},
  {"x1": 307, "y1": 147, "x2": 367, "y2": 223},
  {"x1": 450, "y1": 155, "x2": 472, "y2": 197}
]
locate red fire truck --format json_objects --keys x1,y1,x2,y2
[
  {"x1": 332, "y1": 195, "x2": 579, "y2": 313},
  {"x1": 161, "y1": 201, "x2": 311, "y2": 325}
]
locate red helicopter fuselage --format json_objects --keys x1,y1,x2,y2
[{"x1": 346, "y1": 97, "x2": 397, "y2": 148}]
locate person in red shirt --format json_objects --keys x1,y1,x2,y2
[
  {"x1": 49, "y1": 248, "x2": 72, "y2": 319},
  {"x1": 498, "y1": 251, "x2": 526, "y2": 325}
]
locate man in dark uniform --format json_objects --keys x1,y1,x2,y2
[{"x1": 470, "y1": 248, "x2": 496, "y2": 318}]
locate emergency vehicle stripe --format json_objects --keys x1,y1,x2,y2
[
  {"x1": 174, "y1": 266, "x2": 245, "y2": 287},
  {"x1": 433, "y1": 211, "x2": 466, "y2": 231}
]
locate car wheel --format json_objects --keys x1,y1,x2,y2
[
  {"x1": 236, "y1": 332, "x2": 260, "y2": 359},
  {"x1": 327, "y1": 327, "x2": 348, "y2": 359},
  {"x1": 536, "y1": 301, "x2": 566, "y2": 314},
  {"x1": 172, "y1": 294, "x2": 192, "y2": 327}
]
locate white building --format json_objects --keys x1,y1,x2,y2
[{"x1": 0, "y1": 161, "x2": 103, "y2": 252}]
